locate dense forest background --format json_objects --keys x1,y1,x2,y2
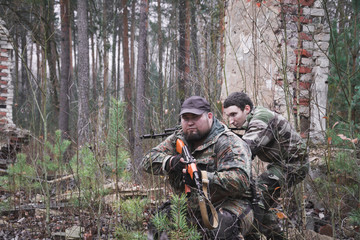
[{"x1": 0, "y1": 0, "x2": 359, "y2": 239}]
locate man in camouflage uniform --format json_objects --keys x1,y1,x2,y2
[
  {"x1": 223, "y1": 92, "x2": 309, "y2": 239},
  {"x1": 142, "y1": 96, "x2": 254, "y2": 239}
]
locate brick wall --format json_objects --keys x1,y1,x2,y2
[
  {"x1": 222, "y1": 0, "x2": 329, "y2": 143},
  {"x1": 0, "y1": 20, "x2": 15, "y2": 132},
  {"x1": 277, "y1": 0, "x2": 329, "y2": 141},
  {"x1": 0, "y1": 20, "x2": 29, "y2": 167}
]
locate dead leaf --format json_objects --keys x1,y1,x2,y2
[
  {"x1": 276, "y1": 211, "x2": 287, "y2": 219},
  {"x1": 337, "y1": 134, "x2": 349, "y2": 140}
]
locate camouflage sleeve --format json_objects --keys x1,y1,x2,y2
[
  {"x1": 141, "y1": 134, "x2": 177, "y2": 175},
  {"x1": 207, "y1": 133, "x2": 252, "y2": 198},
  {"x1": 242, "y1": 118, "x2": 274, "y2": 156}
]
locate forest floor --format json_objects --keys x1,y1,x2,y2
[
  {"x1": 1, "y1": 147, "x2": 360, "y2": 239},
  {"x1": 1, "y1": 188, "x2": 358, "y2": 239}
]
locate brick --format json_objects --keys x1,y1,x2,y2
[
  {"x1": 301, "y1": 57, "x2": 313, "y2": 65},
  {"x1": 294, "y1": 49, "x2": 312, "y2": 57},
  {"x1": 314, "y1": 42, "x2": 330, "y2": 51},
  {"x1": 292, "y1": 16, "x2": 312, "y2": 24},
  {"x1": 299, "y1": 98, "x2": 310, "y2": 106},
  {"x1": 316, "y1": 57, "x2": 330, "y2": 67},
  {"x1": 299, "y1": 82, "x2": 312, "y2": 89},
  {"x1": 303, "y1": 24, "x2": 315, "y2": 33},
  {"x1": 303, "y1": 41, "x2": 315, "y2": 49},
  {"x1": 0, "y1": 96, "x2": 6, "y2": 101},
  {"x1": 0, "y1": 80, "x2": 7, "y2": 85},
  {"x1": 283, "y1": 0, "x2": 298, "y2": 4},
  {"x1": 293, "y1": 98, "x2": 310, "y2": 107},
  {"x1": 300, "y1": 0, "x2": 314, "y2": 6},
  {"x1": 300, "y1": 73, "x2": 313, "y2": 82},
  {"x1": 299, "y1": 32, "x2": 312, "y2": 41},
  {"x1": 0, "y1": 72, "x2": 8, "y2": 77},
  {"x1": 314, "y1": 33, "x2": 330, "y2": 41},
  {"x1": 310, "y1": 8, "x2": 325, "y2": 17},
  {"x1": 0, "y1": 111, "x2": 6, "y2": 116},
  {"x1": 0, "y1": 65, "x2": 7, "y2": 69},
  {"x1": 0, "y1": 56, "x2": 8, "y2": 61},
  {"x1": 282, "y1": 6, "x2": 303, "y2": 15},
  {"x1": 294, "y1": 66, "x2": 312, "y2": 73},
  {"x1": 296, "y1": 57, "x2": 313, "y2": 65}
]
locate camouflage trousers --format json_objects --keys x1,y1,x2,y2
[
  {"x1": 257, "y1": 163, "x2": 308, "y2": 209},
  {"x1": 250, "y1": 164, "x2": 307, "y2": 240},
  {"x1": 246, "y1": 208, "x2": 285, "y2": 240}
]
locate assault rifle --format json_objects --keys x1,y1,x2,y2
[
  {"x1": 175, "y1": 139, "x2": 218, "y2": 229},
  {"x1": 176, "y1": 139, "x2": 202, "y2": 195},
  {"x1": 140, "y1": 127, "x2": 243, "y2": 139}
]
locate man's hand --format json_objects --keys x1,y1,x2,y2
[
  {"x1": 166, "y1": 155, "x2": 186, "y2": 173},
  {"x1": 183, "y1": 168, "x2": 202, "y2": 188}
]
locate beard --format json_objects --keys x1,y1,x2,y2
[{"x1": 184, "y1": 128, "x2": 211, "y2": 142}]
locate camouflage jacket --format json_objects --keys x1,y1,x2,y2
[
  {"x1": 241, "y1": 106, "x2": 309, "y2": 184},
  {"x1": 141, "y1": 117, "x2": 253, "y2": 216}
]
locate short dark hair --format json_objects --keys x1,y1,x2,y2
[{"x1": 223, "y1": 92, "x2": 254, "y2": 111}]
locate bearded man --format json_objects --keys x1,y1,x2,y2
[{"x1": 142, "y1": 96, "x2": 254, "y2": 239}]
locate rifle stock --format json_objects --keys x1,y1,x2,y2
[
  {"x1": 141, "y1": 127, "x2": 243, "y2": 139},
  {"x1": 175, "y1": 139, "x2": 219, "y2": 229}
]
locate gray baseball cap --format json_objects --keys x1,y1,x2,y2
[{"x1": 180, "y1": 96, "x2": 211, "y2": 115}]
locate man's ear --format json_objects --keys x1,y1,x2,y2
[
  {"x1": 244, "y1": 105, "x2": 251, "y2": 114},
  {"x1": 207, "y1": 112, "x2": 213, "y2": 119}
]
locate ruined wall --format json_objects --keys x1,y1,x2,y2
[
  {"x1": 0, "y1": 20, "x2": 15, "y2": 132},
  {"x1": 221, "y1": 0, "x2": 329, "y2": 142},
  {"x1": 0, "y1": 20, "x2": 29, "y2": 168}
]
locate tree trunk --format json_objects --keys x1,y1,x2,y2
[
  {"x1": 59, "y1": 0, "x2": 71, "y2": 140},
  {"x1": 117, "y1": 17, "x2": 122, "y2": 100},
  {"x1": 90, "y1": 12, "x2": 97, "y2": 102},
  {"x1": 122, "y1": 0, "x2": 134, "y2": 157},
  {"x1": 134, "y1": 0, "x2": 149, "y2": 183},
  {"x1": 190, "y1": 1, "x2": 201, "y2": 96},
  {"x1": 111, "y1": 4, "x2": 118, "y2": 98},
  {"x1": 157, "y1": 0, "x2": 164, "y2": 128},
  {"x1": 130, "y1": 0, "x2": 136, "y2": 83},
  {"x1": 76, "y1": 0, "x2": 90, "y2": 146},
  {"x1": 218, "y1": 0, "x2": 225, "y2": 100},
  {"x1": 178, "y1": 0, "x2": 190, "y2": 102},
  {"x1": 44, "y1": 0, "x2": 59, "y2": 120},
  {"x1": 103, "y1": 0, "x2": 110, "y2": 128},
  {"x1": 20, "y1": 32, "x2": 29, "y2": 118}
]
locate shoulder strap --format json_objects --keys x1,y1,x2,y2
[{"x1": 199, "y1": 170, "x2": 218, "y2": 229}]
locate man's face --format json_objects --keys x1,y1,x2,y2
[
  {"x1": 224, "y1": 105, "x2": 249, "y2": 128},
  {"x1": 181, "y1": 112, "x2": 213, "y2": 141}
]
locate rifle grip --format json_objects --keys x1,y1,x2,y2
[{"x1": 187, "y1": 163, "x2": 197, "y2": 179}]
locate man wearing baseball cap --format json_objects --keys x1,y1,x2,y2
[{"x1": 142, "y1": 96, "x2": 255, "y2": 239}]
